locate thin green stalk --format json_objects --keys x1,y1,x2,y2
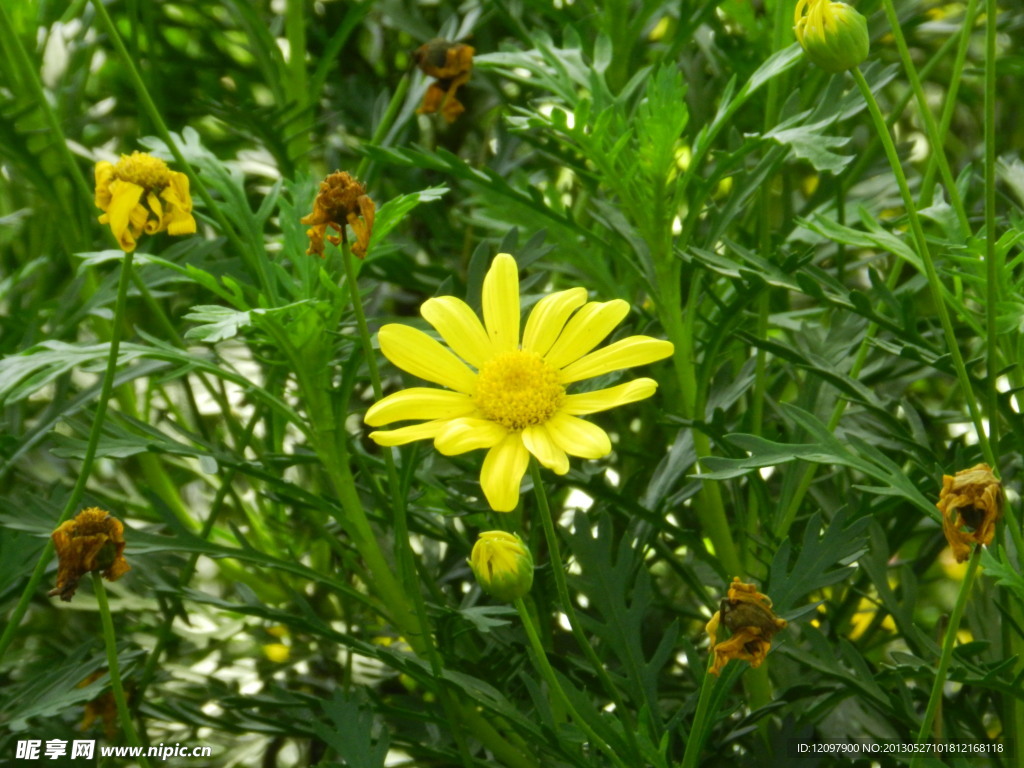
[
  {"x1": 983, "y1": 0, "x2": 1000, "y2": 458},
  {"x1": 0, "y1": 251, "x2": 136, "y2": 665},
  {"x1": 528, "y1": 462, "x2": 645, "y2": 747},
  {"x1": 680, "y1": 658, "x2": 717, "y2": 768},
  {"x1": 918, "y1": 0, "x2": 980, "y2": 208},
  {"x1": 911, "y1": 547, "x2": 982, "y2": 763},
  {"x1": 134, "y1": 401, "x2": 264, "y2": 703},
  {"x1": 355, "y1": 72, "x2": 412, "y2": 182},
  {"x1": 513, "y1": 598, "x2": 629, "y2": 768},
  {"x1": 773, "y1": 259, "x2": 905, "y2": 540},
  {"x1": 341, "y1": 246, "x2": 475, "y2": 768},
  {"x1": 852, "y1": 67, "x2": 995, "y2": 469},
  {"x1": 879, "y1": 0, "x2": 970, "y2": 237},
  {"x1": 0, "y1": 2, "x2": 92, "y2": 241},
  {"x1": 92, "y1": 573, "x2": 152, "y2": 768},
  {"x1": 87, "y1": 0, "x2": 275, "y2": 303},
  {"x1": 284, "y1": 0, "x2": 310, "y2": 169},
  {"x1": 657, "y1": 275, "x2": 742, "y2": 577}
]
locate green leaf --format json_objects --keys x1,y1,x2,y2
[
  {"x1": 767, "y1": 506, "x2": 870, "y2": 614},
  {"x1": 766, "y1": 116, "x2": 854, "y2": 174},
  {"x1": 312, "y1": 690, "x2": 389, "y2": 768}
]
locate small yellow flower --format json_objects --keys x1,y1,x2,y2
[
  {"x1": 48, "y1": 507, "x2": 131, "y2": 602},
  {"x1": 469, "y1": 531, "x2": 534, "y2": 602},
  {"x1": 794, "y1": 0, "x2": 870, "y2": 74},
  {"x1": 414, "y1": 39, "x2": 475, "y2": 123},
  {"x1": 94, "y1": 151, "x2": 196, "y2": 252},
  {"x1": 705, "y1": 577, "x2": 787, "y2": 676},
  {"x1": 301, "y1": 171, "x2": 375, "y2": 259},
  {"x1": 937, "y1": 463, "x2": 1003, "y2": 563},
  {"x1": 365, "y1": 253, "x2": 674, "y2": 511}
]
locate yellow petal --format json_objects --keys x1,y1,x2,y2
[
  {"x1": 522, "y1": 287, "x2": 588, "y2": 357},
  {"x1": 378, "y1": 324, "x2": 478, "y2": 394},
  {"x1": 545, "y1": 413, "x2": 611, "y2": 458},
  {"x1": 521, "y1": 424, "x2": 569, "y2": 474},
  {"x1": 558, "y1": 336, "x2": 674, "y2": 384},
  {"x1": 145, "y1": 190, "x2": 164, "y2": 234},
  {"x1": 544, "y1": 299, "x2": 630, "y2": 370},
  {"x1": 369, "y1": 421, "x2": 449, "y2": 446},
  {"x1": 94, "y1": 162, "x2": 115, "y2": 210},
  {"x1": 562, "y1": 378, "x2": 658, "y2": 415},
  {"x1": 479, "y1": 434, "x2": 529, "y2": 512},
  {"x1": 482, "y1": 253, "x2": 520, "y2": 353},
  {"x1": 162, "y1": 172, "x2": 197, "y2": 235},
  {"x1": 106, "y1": 179, "x2": 145, "y2": 252},
  {"x1": 421, "y1": 296, "x2": 494, "y2": 368},
  {"x1": 365, "y1": 388, "x2": 475, "y2": 426},
  {"x1": 434, "y1": 418, "x2": 507, "y2": 455}
]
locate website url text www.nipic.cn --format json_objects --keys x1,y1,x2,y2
[{"x1": 15, "y1": 740, "x2": 213, "y2": 760}]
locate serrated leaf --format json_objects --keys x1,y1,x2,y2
[
  {"x1": 312, "y1": 690, "x2": 389, "y2": 768},
  {"x1": 765, "y1": 116, "x2": 853, "y2": 174},
  {"x1": 767, "y1": 506, "x2": 870, "y2": 614}
]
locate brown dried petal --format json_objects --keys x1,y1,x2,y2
[
  {"x1": 48, "y1": 508, "x2": 130, "y2": 602},
  {"x1": 937, "y1": 463, "x2": 1003, "y2": 563}
]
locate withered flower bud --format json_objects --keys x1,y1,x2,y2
[
  {"x1": 937, "y1": 463, "x2": 1003, "y2": 563},
  {"x1": 705, "y1": 577, "x2": 787, "y2": 676},
  {"x1": 414, "y1": 39, "x2": 475, "y2": 123},
  {"x1": 301, "y1": 171, "x2": 375, "y2": 259},
  {"x1": 49, "y1": 508, "x2": 131, "y2": 602}
]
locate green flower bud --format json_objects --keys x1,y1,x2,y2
[
  {"x1": 794, "y1": 0, "x2": 870, "y2": 74},
  {"x1": 469, "y1": 531, "x2": 534, "y2": 602}
]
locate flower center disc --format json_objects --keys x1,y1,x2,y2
[
  {"x1": 474, "y1": 350, "x2": 564, "y2": 431},
  {"x1": 114, "y1": 152, "x2": 171, "y2": 190}
]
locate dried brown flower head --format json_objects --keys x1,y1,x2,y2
[
  {"x1": 79, "y1": 670, "x2": 121, "y2": 741},
  {"x1": 300, "y1": 171, "x2": 375, "y2": 259},
  {"x1": 414, "y1": 39, "x2": 475, "y2": 123},
  {"x1": 48, "y1": 508, "x2": 130, "y2": 602},
  {"x1": 705, "y1": 577, "x2": 787, "y2": 676},
  {"x1": 937, "y1": 463, "x2": 1003, "y2": 563}
]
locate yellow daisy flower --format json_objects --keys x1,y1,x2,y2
[
  {"x1": 94, "y1": 151, "x2": 196, "y2": 252},
  {"x1": 365, "y1": 253, "x2": 674, "y2": 511}
]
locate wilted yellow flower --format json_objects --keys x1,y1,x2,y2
[
  {"x1": 705, "y1": 578, "x2": 787, "y2": 676},
  {"x1": 94, "y1": 151, "x2": 195, "y2": 252},
  {"x1": 794, "y1": 0, "x2": 870, "y2": 74},
  {"x1": 937, "y1": 463, "x2": 1003, "y2": 563},
  {"x1": 414, "y1": 39, "x2": 475, "y2": 123},
  {"x1": 469, "y1": 531, "x2": 534, "y2": 602},
  {"x1": 48, "y1": 507, "x2": 131, "y2": 602},
  {"x1": 301, "y1": 171, "x2": 375, "y2": 259},
  {"x1": 365, "y1": 253, "x2": 674, "y2": 511}
]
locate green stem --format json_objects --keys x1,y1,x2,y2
[
  {"x1": 983, "y1": 0, "x2": 1000, "y2": 458},
  {"x1": 513, "y1": 598, "x2": 629, "y2": 768},
  {"x1": 851, "y1": 67, "x2": 995, "y2": 469},
  {"x1": 912, "y1": 547, "x2": 982, "y2": 762},
  {"x1": 0, "y1": 251, "x2": 136, "y2": 665},
  {"x1": 0, "y1": 2, "x2": 91, "y2": 243},
  {"x1": 528, "y1": 461, "x2": 644, "y2": 745},
  {"x1": 656, "y1": 276, "x2": 742, "y2": 577},
  {"x1": 918, "y1": 0, "x2": 980, "y2": 208},
  {"x1": 341, "y1": 245, "x2": 475, "y2": 768},
  {"x1": 355, "y1": 72, "x2": 412, "y2": 182},
  {"x1": 92, "y1": 574, "x2": 152, "y2": 768},
  {"x1": 773, "y1": 259, "x2": 905, "y2": 540},
  {"x1": 680, "y1": 658, "x2": 717, "y2": 768},
  {"x1": 879, "y1": 0, "x2": 970, "y2": 236},
  {"x1": 87, "y1": 0, "x2": 275, "y2": 302}
]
